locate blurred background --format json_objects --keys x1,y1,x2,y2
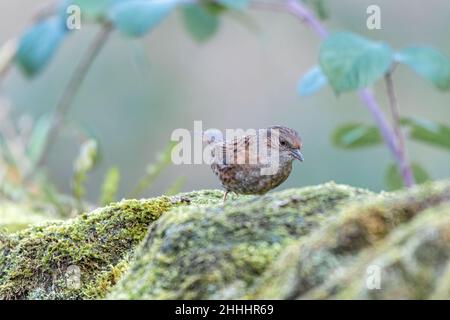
[{"x1": 1, "y1": 0, "x2": 450, "y2": 202}]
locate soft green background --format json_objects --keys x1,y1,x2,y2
[{"x1": 1, "y1": 0, "x2": 450, "y2": 200}]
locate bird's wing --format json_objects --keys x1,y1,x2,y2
[{"x1": 213, "y1": 134, "x2": 261, "y2": 165}]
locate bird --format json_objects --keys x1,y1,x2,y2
[{"x1": 204, "y1": 126, "x2": 304, "y2": 202}]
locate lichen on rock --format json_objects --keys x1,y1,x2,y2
[
  {"x1": 0, "y1": 196, "x2": 176, "y2": 299},
  {"x1": 108, "y1": 183, "x2": 371, "y2": 299},
  {"x1": 310, "y1": 204, "x2": 450, "y2": 299},
  {"x1": 3, "y1": 181, "x2": 450, "y2": 300},
  {"x1": 249, "y1": 180, "x2": 450, "y2": 299}
]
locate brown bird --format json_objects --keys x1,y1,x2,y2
[{"x1": 204, "y1": 126, "x2": 304, "y2": 202}]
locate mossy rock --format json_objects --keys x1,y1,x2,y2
[
  {"x1": 108, "y1": 183, "x2": 371, "y2": 299},
  {"x1": 249, "y1": 180, "x2": 450, "y2": 299},
  {"x1": 0, "y1": 193, "x2": 214, "y2": 300},
  {"x1": 3, "y1": 181, "x2": 450, "y2": 300},
  {"x1": 307, "y1": 204, "x2": 450, "y2": 299}
]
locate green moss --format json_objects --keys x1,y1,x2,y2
[
  {"x1": 0, "y1": 196, "x2": 176, "y2": 299},
  {"x1": 108, "y1": 183, "x2": 371, "y2": 299},
  {"x1": 249, "y1": 180, "x2": 450, "y2": 299},
  {"x1": 321, "y1": 204, "x2": 450, "y2": 299},
  {"x1": 82, "y1": 257, "x2": 130, "y2": 299},
  {"x1": 4, "y1": 181, "x2": 450, "y2": 300}
]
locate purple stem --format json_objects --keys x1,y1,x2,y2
[
  {"x1": 281, "y1": 0, "x2": 413, "y2": 187},
  {"x1": 284, "y1": 0, "x2": 329, "y2": 38}
]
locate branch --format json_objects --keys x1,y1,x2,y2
[
  {"x1": 251, "y1": 0, "x2": 412, "y2": 187},
  {"x1": 385, "y1": 69, "x2": 414, "y2": 187},
  {"x1": 27, "y1": 23, "x2": 114, "y2": 178},
  {"x1": 284, "y1": 0, "x2": 328, "y2": 37}
]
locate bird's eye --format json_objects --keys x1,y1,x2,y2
[{"x1": 280, "y1": 140, "x2": 287, "y2": 146}]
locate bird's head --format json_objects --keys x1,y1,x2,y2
[{"x1": 268, "y1": 125, "x2": 304, "y2": 162}]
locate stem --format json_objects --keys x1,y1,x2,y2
[
  {"x1": 27, "y1": 23, "x2": 113, "y2": 177},
  {"x1": 384, "y1": 70, "x2": 415, "y2": 187},
  {"x1": 251, "y1": 0, "x2": 412, "y2": 187},
  {"x1": 284, "y1": 0, "x2": 329, "y2": 38}
]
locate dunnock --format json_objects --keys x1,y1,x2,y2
[{"x1": 204, "y1": 126, "x2": 304, "y2": 202}]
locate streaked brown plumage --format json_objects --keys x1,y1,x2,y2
[{"x1": 204, "y1": 126, "x2": 304, "y2": 201}]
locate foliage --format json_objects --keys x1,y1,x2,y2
[
  {"x1": 319, "y1": 32, "x2": 393, "y2": 94},
  {"x1": 331, "y1": 123, "x2": 382, "y2": 149},
  {"x1": 299, "y1": 30, "x2": 450, "y2": 190},
  {"x1": 16, "y1": 17, "x2": 68, "y2": 76},
  {"x1": 109, "y1": 0, "x2": 177, "y2": 37},
  {"x1": 385, "y1": 162, "x2": 430, "y2": 191},
  {"x1": 181, "y1": 3, "x2": 221, "y2": 42}
]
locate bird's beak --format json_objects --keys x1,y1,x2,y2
[{"x1": 292, "y1": 149, "x2": 304, "y2": 162}]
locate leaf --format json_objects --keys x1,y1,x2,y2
[
  {"x1": 182, "y1": 4, "x2": 220, "y2": 42},
  {"x1": 385, "y1": 162, "x2": 430, "y2": 191},
  {"x1": 217, "y1": 0, "x2": 249, "y2": 10},
  {"x1": 332, "y1": 123, "x2": 382, "y2": 149},
  {"x1": 26, "y1": 114, "x2": 52, "y2": 164},
  {"x1": 319, "y1": 32, "x2": 393, "y2": 94},
  {"x1": 401, "y1": 117, "x2": 450, "y2": 150},
  {"x1": 67, "y1": 0, "x2": 122, "y2": 21},
  {"x1": 109, "y1": 0, "x2": 176, "y2": 37},
  {"x1": 395, "y1": 46, "x2": 450, "y2": 91},
  {"x1": 303, "y1": 0, "x2": 329, "y2": 20},
  {"x1": 100, "y1": 166, "x2": 120, "y2": 206},
  {"x1": 298, "y1": 65, "x2": 328, "y2": 96},
  {"x1": 16, "y1": 17, "x2": 67, "y2": 76}
]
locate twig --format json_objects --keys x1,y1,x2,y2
[
  {"x1": 385, "y1": 68, "x2": 414, "y2": 186},
  {"x1": 251, "y1": 0, "x2": 412, "y2": 188},
  {"x1": 27, "y1": 23, "x2": 113, "y2": 178},
  {"x1": 284, "y1": 0, "x2": 328, "y2": 37}
]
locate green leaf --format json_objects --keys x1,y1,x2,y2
[
  {"x1": 303, "y1": 0, "x2": 329, "y2": 20},
  {"x1": 109, "y1": 0, "x2": 176, "y2": 37},
  {"x1": 401, "y1": 117, "x2": 450, "y2": 150},
  {"x1": 26, "y1": 114, "x2": 52, "y2": 164},
  {"x1": 385, "y1": 162, "x2": 430, "y2": 191},
  {"x1": 298, "y1": 65, "x2": 328, "y2": 96},
  {"x1": 319, "y1": 32, "x2": 393, "y2": 94},
  {"x1": 100, "y1": 166, "x2": 121, "y2": 206},
  {"x1": 395, "y1": 46, "x2": 450, "y2": 91},
  {"x1": 68, "y1": 0, "x2": 122, "y2": 21},
  {"x1": 182, "y1": 4, "x2": 220, "y2": 42},
  {"x1": 332, "y1": 123, "x2": 382, "y2": 149},
  {"x1": 16, "y1": 17, "x2": 67, "y2": 76},
  {"x1": 217, "y1": 0, "x2": 249, "y2": 10}
]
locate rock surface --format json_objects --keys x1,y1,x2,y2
[{"x1": 2, "y1": 181, "x2": 450, "y2": 300}]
